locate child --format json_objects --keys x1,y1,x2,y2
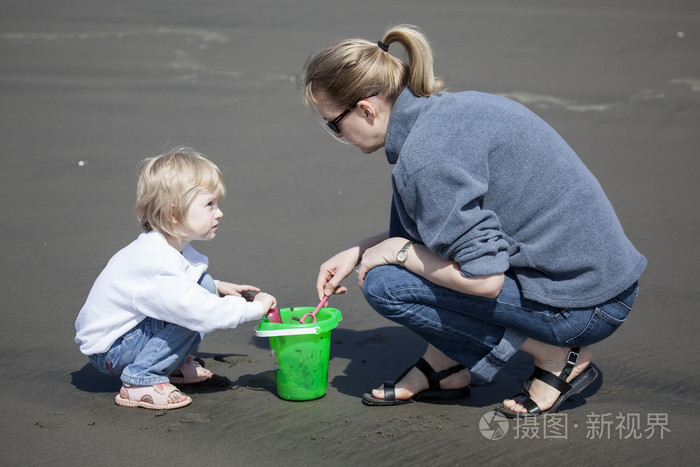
[{"x1": 75, "y1": 147, "x2": 277, "y2": 410}]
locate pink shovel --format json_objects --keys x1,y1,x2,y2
[{"x1": 298, "y1": 295, "x2": 329, "y2": 324}]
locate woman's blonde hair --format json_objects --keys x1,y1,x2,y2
[
  {"x1": 134, "y1": 147, "x2": 225, "y2": 239},
  {"x1": 300, "y1": 24, "x2": 443, "y2": 114}
]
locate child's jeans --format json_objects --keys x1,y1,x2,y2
[{"x1": 88, "y1": 272, "x2": 216, "y2": 386}]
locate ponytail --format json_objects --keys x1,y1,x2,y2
[
  {"x1": 300, "y1": 24, "x2": 443, "y2": 112},
  {"x1": 381, "y1": 25, "x2": 444, "y2": 98}
]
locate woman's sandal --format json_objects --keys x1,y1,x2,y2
[
  {"x1": 169, "y1": 355, "x2": 213, "y2": 385},
  {"x1": 362, "y1": 357, "x2": 471, "y2": 406},
  {"x1": 496, "y1": 347, "x2": 598, "y2": 418},
  {"x1": 115, "y1": 382, "x2": 192, "y2": 410}
]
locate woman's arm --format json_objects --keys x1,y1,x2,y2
[{"x1": 357, "y1": 237, "x2": 504, "y2": 298}]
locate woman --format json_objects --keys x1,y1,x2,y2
[{"x1": 300, "y1": 25, "x2": 646, "y2": 417}]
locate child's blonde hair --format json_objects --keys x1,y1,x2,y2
[
  {"x1": 135, "y1": 147, "x2": 225, "y2": 239},
  {"x1": 300, "y1": 24, "x2": 444, "y2": 120}
]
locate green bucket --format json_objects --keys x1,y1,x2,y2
[{"x1": 255, "y1": 307, "x2": 342, "y2": 401}]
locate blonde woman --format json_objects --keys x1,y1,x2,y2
[{"x1": 301, "y1": 25, "x2": 646, "y2": 417}]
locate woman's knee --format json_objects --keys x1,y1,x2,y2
[
  {"x1": 362, "y1": 265, "x2": 419, "y2": 318},
  {"x1": 362, "y1": 264, "x2": 399, "y2": 296}
]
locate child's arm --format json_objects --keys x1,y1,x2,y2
[
  {"x1": 240, "y1": 290, "x2": 277, "y2": 316},
  {"x1": 138, "y1": 278, "x2": 275, "y2": 331},
  {"x1": 216, "y1": 282, "x2": 277, "y2": 313},
  {"x1": 217, "y1": 282, "x2": 278, "y2": 315},
  {"x1": 252, "y1": 292, "x2": 276, "y2": 314},
  {"x1": 216, "y1": 281, "x2": 260, "y2": 297}
]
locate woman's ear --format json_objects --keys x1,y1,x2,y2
[{"x1": 357, "y1": 100, "x2": 376, "y2": 124}]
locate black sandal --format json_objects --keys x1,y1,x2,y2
[
  {"x1": 362, "y1": 357, "x2": 471, "y2": 406},
  {"x1": 496, "y1": 347, "x2": 598, "y2": 418}
]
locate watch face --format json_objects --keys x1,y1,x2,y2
[{"x1": 397, "y1": 251, "x2": 407, "y2": 262}]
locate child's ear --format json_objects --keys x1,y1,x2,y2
[{"x1": 169, "y1": 204, "x2": 180, "y2": 224}]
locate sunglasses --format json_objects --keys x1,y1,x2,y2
[{"x1": 325, "y1": 93, "x2": 378, "y2": 134}]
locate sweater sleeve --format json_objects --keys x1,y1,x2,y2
[
  {"x1": 133, "y1": 269, "x2": 264, "y2": 333},
  {"x1": 397, "y1": 162, "x2": 510, "y2": 277}
]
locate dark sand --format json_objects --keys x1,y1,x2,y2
[{"x1": 2, "y1": 0, "x2": 699, "y2": 464}]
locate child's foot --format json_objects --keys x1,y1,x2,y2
[
  {"x1": 169, "y1": 355, "x2": 213, "y2": 384},
  {"x1": 115, "y1": 383, "x2": 192, "y2": 410}
]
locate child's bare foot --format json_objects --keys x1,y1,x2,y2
[
  {"x1": 169, "y1": 355, "x2": 213, "y2": 385},
  {"x1": 501, "y1": 342, "x2": 592, "y2": 414}
]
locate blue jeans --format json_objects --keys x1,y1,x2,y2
[
  {"x1": 362, "y1": 266, "x2": 638, "y2": 382},
  {"x1": 88, "y1": 272, "x2": 217, "y2": 386}
]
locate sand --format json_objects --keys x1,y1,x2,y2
[{"x1": 1, "y1": 0, "x2": 699, "y2": 465}]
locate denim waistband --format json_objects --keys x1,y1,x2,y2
[{"x1": 614, "y1": 281, "x2": 639, "y2": 310}]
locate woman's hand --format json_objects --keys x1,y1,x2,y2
[
  {"x1": 316, "y1": 248, "x2": 359, "y2": 299},
  {"x1": 315, "y1": 230, "x2": 391, "y2": 299},
  {"x1": 357, "y1": 237, "x2": 409, "y2": 287},
  {"x1": 216, "y1": 281, "x2": 260, "y2": 298}
]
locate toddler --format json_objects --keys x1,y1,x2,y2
[{"x1": 75, "y1": 147, "x2": 276, "y2": 409}]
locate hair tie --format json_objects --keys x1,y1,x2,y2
[{"x1": 377, "y1": 40, "x2": 389, "y2": 52}]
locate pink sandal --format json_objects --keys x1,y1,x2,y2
[
  {"x1": 114, "y1": 383, "x2": 192, "y2": 410},
  {"x1": 169, "y1": 355, "x2": 213, "y2": 384}
]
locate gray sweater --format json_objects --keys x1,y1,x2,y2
[{"x1": 386, "y1": 88, "x2": 646, "y2": 308}]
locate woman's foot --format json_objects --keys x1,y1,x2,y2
[
  {"x1": 370, "y1": 345, "x2": 471, "y2": 401},
  {"x1": 502, "y1": 341, "x2": 592, "y2": 414}
]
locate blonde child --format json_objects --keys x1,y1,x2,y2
[{"x1": 75, "y1": 147, "x2": 276, "y2": 410}]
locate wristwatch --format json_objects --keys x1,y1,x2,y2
[{"x1": 396, "y1": 241, "x2": 413, "y2": 267}]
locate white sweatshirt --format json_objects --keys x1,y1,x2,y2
[{"x1": 75, "y1": 230, "x2": 264, "y2": 355}]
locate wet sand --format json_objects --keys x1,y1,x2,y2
[{"x1": 1, "y1": 0, "x2": 699, "y2": 464}]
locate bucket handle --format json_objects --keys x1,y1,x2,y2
[{"x1": 254, "y1": 326, "x2": 322, "y2": 337}]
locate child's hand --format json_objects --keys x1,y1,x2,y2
[
  {"x1": 216, "y1": 281, "x2": 261, "y2": 298},
  {"x1": 253, "y1": 292, "x2": 277, "y2": 313}
]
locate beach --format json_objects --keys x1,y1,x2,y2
[{"x1": 1, "y1": 0, "x2": 699, "y2": 464}]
